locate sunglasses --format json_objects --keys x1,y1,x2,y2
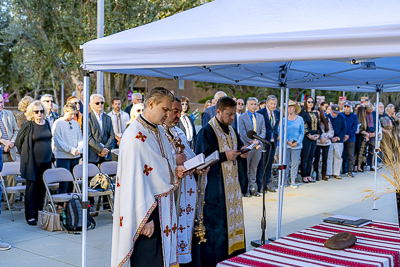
[
  {"x1": 136, "y1": 109, "x2": 143, "y2": 113},
  {"x1": 34, "y1": 110, "x2": 44, "y2": 114},
  {"x1": 307, "y1": 101, "x2": 314, "y2": 104},
  {"x1": 69, "y1": 121, "x2": 73, "y2": 129},
  {"x1": 95, "y1": 101, "x2": 104, "y2": 105}
]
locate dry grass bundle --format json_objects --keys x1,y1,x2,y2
[{"x1": 379, "y1": 134, "x2": 400, "y2": 192}]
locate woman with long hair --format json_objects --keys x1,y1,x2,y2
[
  {"x1": 354, "y1": 106, "x2": 369, "y2": 172},
  {"x1": 299, "y1": 96, "x2": 321, "y2": 183},
  {"x1": 313, "y1": 107, "x2": 334, "y2": 181},
  {"x1": 178, "y1": 96, "x2": 197, "y2": 149}
]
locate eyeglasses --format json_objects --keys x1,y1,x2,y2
[
  {"x1": 33, "y1": 110, "x2": 44, "y2": 114},
  {"x1": 43, "y1": 100, "x2": 53, "y2": 103},
  {"x1": 95, "y1": 101, "x2": 104, "y2": 105},
  {"x1": 136, "y1": 109, "x2": 143, "y2": 113},
  {"x1": 307, "y1": 101, "x2": 314, "y2": 104}
]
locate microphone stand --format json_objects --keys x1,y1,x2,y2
[{"x1": 250, "y1": 141, "x2": 272, "y2": 247}]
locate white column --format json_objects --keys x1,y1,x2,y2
[
  {"x1": 373, "y1": 89, "x2": 380, "y2": 210},
  {"x1": 276, "y1": 87, "x2": 289, "y2": 239},
  {"x1": 96, "y1": 0, "x2": 104, "y2": 95},
  {"x1": 82, "y1": 74, "x2": 90, "y2": 267}
]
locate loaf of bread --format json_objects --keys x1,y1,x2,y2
[{"x1": 324, "y1": 232, "x2": 357, "y2": 250}]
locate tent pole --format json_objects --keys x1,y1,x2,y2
[
  {"x1": 96, "y1": 0, "x2": 104, "y2": 95},
  {"x1": 275, "y1": 87, "x2": 284, "y2": 239},
  {"x1": 82, "y1": 73, "x2": 90, "y2": 267},
  {"x1": 276, "y1": 87, "x2": 289, "y2": 239},
  {"x1": 373, "y1": 88, "x2": 380, "y2": 210}
]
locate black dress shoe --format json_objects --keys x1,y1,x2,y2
[
  {"x1": 244, "y1": 192, "x2": 251, "y2": 198},
  {"x1": 27, "y1": 219, "x2": 37, "y2": 226},
  {"x1": 347, "y1": 172, "x2": 354, "y2": 178},
  {"x1": 370, "y1": 167, "x2": 376, "y2": 171},
  {"x1": 251, "y1": 191, "x2": 261, "y2": 197},
  {"x1": 266, "y1": 187, "x2": 276, "y2": 193}
]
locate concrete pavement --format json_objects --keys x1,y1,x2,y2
[{"x1": 0, "y1": 168, "x2": 398, "y2": 266}]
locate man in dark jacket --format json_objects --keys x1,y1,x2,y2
[
  {"x1": 327, "y1": 104, "x2": 347, "y2": 179},
  {"x1": 88, "y1": 94, "x2": 114, "y2": 164},
  {"x1": 256, "y1": 95, "x2": 280, "y2": 192},
  {"x1": 201, "y1": 91, "x2": 227, "y2": 127},
  {"x1": 341, "y1": 101, "x2": 358, "y2": 177}
]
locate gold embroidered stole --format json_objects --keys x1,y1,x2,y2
[{"x1": 209, "y1": 117, "x2": 245, "y2": 255}]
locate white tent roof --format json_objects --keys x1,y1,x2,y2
[{"x1": 82, "y1": 0, "x2": 400, "y2": 92}]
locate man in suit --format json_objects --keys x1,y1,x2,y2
[
  {"x1": 232, "y1": 98, "x2": 244, "y2": 131},
  {"x1": 256, "y1": 95, "x2": 280, "y2": 193},
  {"x1": 201, "y1": 91, "x2": 227, "y2": 127},
  {"x1": 88, "y1": 94, "x2": 115, "y2": 164},
  {"x1": 41, "y1": 94, "x2": 60, "y2": 129},
  {"x1": 239, "y1": 97, "x2": 266, "y2": 197},
  {"x1": 0, "y1": 94, "x2": 19, "y2": 206}
]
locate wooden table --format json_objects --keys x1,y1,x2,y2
[{"x1": 218, "y1": 221, "x2": 400, "y2": 267}]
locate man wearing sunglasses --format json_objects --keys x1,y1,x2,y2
[
  {"x1": 232, "y1": 98, "x2": 244, "y2": 131},
  {"x1": 88, "y1": 94, "x2": 114, "y2": 164},
  {"x1": 40, "y1": 94, "x2": 60, "y2": 129}
]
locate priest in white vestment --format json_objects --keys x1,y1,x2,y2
[{"x1": 111, "y1": 88, "x2": 187, "y2": 267}]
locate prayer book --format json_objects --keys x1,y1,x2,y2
[
  {"x1": 238, "y1": 142, "x2": 257, "y2": 154},
  {"x1": 184, "y1": 153, "x2": 205, "y2": 171},
  {"x1": 197, "y1": 150, "x2": 220, "y2": 170},
  {"x1": 323, "y1": 214, "x2": 372, "y2": 228}
]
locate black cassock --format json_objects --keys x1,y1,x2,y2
[{"x1": 192, "y1": 119, "x2": 248, "y2": 267}]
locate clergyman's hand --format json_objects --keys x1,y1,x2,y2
[
  {"x1": 175, "y1": 153, "x2": 187, "y2": 166},
  {"x1": 225, "y1": 150, "x2": 241, "y2": 161},
  {"x1": 141, "y1": 220, "x2": 154, "y2": 238}
]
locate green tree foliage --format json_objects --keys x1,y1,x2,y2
[{"x1": 0, "y1": 0, "x2": 210, "y2": 105}]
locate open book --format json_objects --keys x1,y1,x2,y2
[
  {"x1": 323, "y1": 214, "x2": 372, "y2": 228},
  {"x1": 238, "y1": 142, "x2": 257, "y2": 154},
  {"x1": 197, "y1": 150, "x2": 220, "y2": 170},
  {"x1": 183, "y1": 153, "x2": 205, "y2": 171}
]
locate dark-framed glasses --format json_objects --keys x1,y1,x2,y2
[
  {"x1": 137, "y1": 109, "x2": 144, "y2": 113},
  {"x1": 95, "y1": 101, "x2": 104, "y2": 105},
  {"x1": 33, "y1": 110, "x2": 44, "y2": 114}
]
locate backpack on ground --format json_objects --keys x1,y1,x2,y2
[{"x1": 64, "y1": 194, "x2": 96, "y2": 232}]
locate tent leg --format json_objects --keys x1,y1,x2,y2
[
  {"x1": 276, "y1": 87, "x2": 289, "y2": 240},
  {"x1": 373, "y1": 89, "x2": 380, "y2": 210},
  {"x1": 82, "y1": 73, "x2": 90, "y2": 267}
]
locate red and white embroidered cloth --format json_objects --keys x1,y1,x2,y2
[{"x1": 218, "y1": 221, "x2": 400, "y2": 267}]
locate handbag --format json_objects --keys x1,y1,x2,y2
[
  {"x1": 89, "y1": 173, "x2": 111, "y2": 191},
  {"x1": 38, "y1": 204, "x2": 62, "y2": 232}
]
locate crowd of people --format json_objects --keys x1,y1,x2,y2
[{"x1": 0, "y1": 85, "x2": 396, "y2": 267}]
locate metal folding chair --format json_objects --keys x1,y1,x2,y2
[{"x1": 0, "y1": 162, "x2": 24, "y2": 221}]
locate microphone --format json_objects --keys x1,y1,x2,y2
[{"x1": 247, "y1": 130, "x2": 270, "y2": 144}]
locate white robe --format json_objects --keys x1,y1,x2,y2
[
  {"x1": 111, "y1": 117, "x2": 179, "y2": 267},
  {"x1": 164, "y1": 126, "x2": 198, "y2": 264}
]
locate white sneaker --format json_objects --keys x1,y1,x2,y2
[
  {"x1": 0, "y1": 241, "x2": 11, "y2": 251},
  {"x1": 290, "y1": 183, "x2": 299, "y2": 189}
]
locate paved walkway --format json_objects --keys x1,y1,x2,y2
[{"x1": 0, "y1": 168, "x2": 398, "y2": 266}]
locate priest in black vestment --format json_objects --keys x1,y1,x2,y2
[{"x1": 193, "y1": 96, "x2": 248, "y2": 267}]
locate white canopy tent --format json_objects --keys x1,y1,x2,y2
[{"x1": 81, "y1": 0, "x2": 400, "y2": 265}]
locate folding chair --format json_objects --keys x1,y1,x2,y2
[
  {"x1": 42, "y1": 168, "x2": 81, "y2": 213},
  {"x1": 0, "y1": 162, "x2": 24, "y2": 221},
  {"x1": 72, "y1": 164, "x2": 114, "y2": 214}
]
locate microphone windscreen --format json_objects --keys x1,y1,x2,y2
[{"x1": 247, "y1": 130, "x2": 256, "y2": 139}]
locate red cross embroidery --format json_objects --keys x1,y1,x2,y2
[
  {"x1": 186, "y1": 204, "x2": 194, "y2": 215},
  {"x1": 164, "y1": 225, "x2": 171, "y2": 237},
  {"x1": 116, "y1": 177, "x2": 120, "y2": 187},
  {"x1": 120, "y1": 216, "x2": 123, "y2": 227},
  {"x1": 179, "y1": 240, "x2": 188, "y2": 252},
  {"x1": 135, "y1": 131, "x2": 147, "y2": 142},
  {"x1": 179, "y1": 207, "x2": 185, "y2": 217},
  {"x1": 143, "y1": 164, "x2": 153, "y2": 176},
  {"x1": 172, "y1": 223, "x2": 178, "y2": 234},
  {"x1": 178, "y1": 224, "x2": 186, "y2": 233},
  {"x1": 187, "y1": 188, "x2": 195, "y2": 196}
]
